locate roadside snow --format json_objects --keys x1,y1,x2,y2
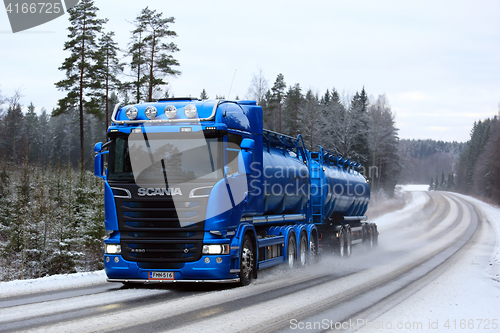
[
  {"x1": 0, "y1": 270, "x2": 106, "y2": 298},
  {"x1": 396, "y1": 184, "x2": 429, "y2": 192},
  {"x1": 452, "y1": 193, "x2": 500, "y2": 282},
  {"x1": 355, "y1": 192, "x2": 500, "y2": 333},
  {"x1": 373, "y1": 191, "x2": 429, "y2": 232}
]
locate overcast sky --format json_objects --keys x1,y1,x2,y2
[{"x1": 1, "y1": 0, "x2": 499, "y2": 142}]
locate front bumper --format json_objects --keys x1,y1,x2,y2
[{"x1": 104, "y1": 253, "x2": 240, "y2": 283}]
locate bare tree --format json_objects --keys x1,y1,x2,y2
[{"x1": 246, "y1": 69, "x2": 268, "y2": 105}]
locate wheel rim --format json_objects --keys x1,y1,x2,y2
[
  {"x1": 241, "y1": 246, "x2": 253, "y2": 279},
  {"x1": 300, "y1": 235, "x2": 307, "y2": 266},
  {"x1": 288, "y1": 237, "x2": 296, "y2": 267}
]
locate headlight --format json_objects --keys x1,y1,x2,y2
[
  {"x1": 105, "y1": 244, "x2": 121, "y2": 254},
  {"x1": 164, "y1": 105, "x2": 177, "y2": 119},
  {"x1": 125, "y1": 107, "x2": 138, "y2": 120},
  {"x1": 202, "y1": 244, "x2": 229, "y2": 255},
  {"x1": 144, "y1": 106, "x2": 157, "y2": 119},
  {"x1": 184, "y1": 104, "x2": 197, "y2": 118}
]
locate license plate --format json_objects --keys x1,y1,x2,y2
[{"x1": 148, "y1": 271, "x2": 174, "y2": 280}]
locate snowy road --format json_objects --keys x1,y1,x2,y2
[{"x1": 1, "y1": 191, "x2": 499, "y2": 333}]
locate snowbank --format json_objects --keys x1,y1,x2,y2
[
  {"x1": 397, "y1": 184, "x2": 429, "y2": 192},
  {"x1": 0, "y1": 270, "x2": 106, "y2": 298}
]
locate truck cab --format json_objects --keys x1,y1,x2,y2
[{"x1": 95, "y1": 98, "x2": 265, "y2": 284}]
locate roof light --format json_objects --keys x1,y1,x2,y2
[
  {"x1": 184, "y1": 104, "x2": 198, "y2": 118},
  {"x1": 164, "y1": 105, "x2": 177, "y2": 119},
  {"x1": 125, "y1": 107, "x2": 138, "y2": 120},
  {"x1": 144, "y1": 106, "x2": 157, "y2": 120}
]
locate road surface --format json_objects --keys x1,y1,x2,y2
[{"x1": 0, "y1": 191, "x2": 498, "y2": 332}]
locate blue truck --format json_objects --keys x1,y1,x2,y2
[{"x1": 94, "y1": 98, "x2": 377, "y2": 286}]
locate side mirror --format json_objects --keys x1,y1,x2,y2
[
  {"x1": 94, "y1": 142, "x2": 106, "y2": 179},
  {"x1": 238, "y1": 139, "x2": 254, "y2": 175},
  {"x1": 240, "y1": 138, "x2": 254, "y2": 151},
  {"x1": 94, "y1": 153, "x2": 104, "y2": 178},
  {"x1": 94, "y1": 142, "x2": 103, "y2": 153}
]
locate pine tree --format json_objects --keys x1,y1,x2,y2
[
  {"x1": 2, "y1": 92, "x2": 25, "y2": 164},
  {"x1": 129, "y1": 7, "x2": 180, "y2": 102},
  {"x1": 261, "y1": 90, "x2": 274, "y2": 130},
  {"x1": 54, "y1": 0, "x2": 107, "y2": 171},
  {"x1": 97, "y1": 31, "x2": 123, "y2": 129}
]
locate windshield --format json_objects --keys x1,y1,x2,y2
[{"x1": 108, "y1": 135, "x2": 223, "y2": 185}]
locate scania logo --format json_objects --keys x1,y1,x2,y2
[
  {"x1": 138, "y1": 188, "x2": 182, "y2": 196},
  {"x1": 131, "y1": 249, "x2": 146, "y2": 253}
]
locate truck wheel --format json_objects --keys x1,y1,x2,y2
[
  {"x1": 345, "y1": 227, "x2": 352, "y2": 257},
  {"x1": 338, "y1": 228, "x2": 345, "y2": 257},
  {"x1": 309, "y1": 233, "x2": 319, "y2": 264},
  {"x1": 287, "y1": 234, "x2": 297, "y2": 268},
  {"x1": 368, "y1": 225, "x2": 374, "y2": 249},
  {"x1": 299, "y1": 233, "x2": 308, "y2": 266},
  {"x1": 239, "y1": 235, "x2": 254, "y2": 286}
]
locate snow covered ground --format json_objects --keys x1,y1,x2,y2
[
  {"x1": 356, "y1": 192, "x2": 500, "y2": 333},
  {"x1": 1, "y1": 190, "x2": 499, "y2": 333},
  {"x1": 0, "y1": 270, "x2": 106, "y2": 298},
  {"x1": 396, "y1": 184, "x2": 429, "y2": 192}
]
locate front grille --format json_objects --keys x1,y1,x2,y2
[{"x1": 112, "y1": 184, "x2": 209, "y2": 264}]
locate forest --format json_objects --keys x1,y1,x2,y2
[{"x1": 0, "y1": 0, "x2": 498, "y2": 281}]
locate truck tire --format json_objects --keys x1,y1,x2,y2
[
  {"x1": 309, "y1": 232, "x2": 319, "y2": 264},
  {"x1": 338, "y1": 228, "x2": 345, "y2": 257},
  {"x1": 287, "y1": 234, "x2": 297, "y2": 268},
  {"x1": 368, "y1": 225, "x2": 374, "y2": 249},
  {"x1": 239, "y1": 235, "x2": 254, "y2": 286},
  {"x1": 299, "y1": 232, "x2": 308, "y2": 266},
  {"x1": 345, "y1": 227, "x2": 352, "y2": 257}
]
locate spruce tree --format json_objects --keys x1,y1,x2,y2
[
  {"x1": 25, "y1": 102, "x2": 39, "y2": 163},
  {"x1": 283, "y1": 83, "x2": 303, "y2": 137},
  {"x1": 350, "y1": 87, "x2": 370, "y2": 165},
  {"x1": 200, "y1": 89, "x2": 208, "y2": 100},
  {"x1": 54, "y1": 0, "x2": 107, "y2": 171},
  {"x1": 271, "y1": 74, "x2": 286, "y2": 133}
]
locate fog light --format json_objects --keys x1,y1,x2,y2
[
  {"x1": 106, "y1": 256, "x2": 110, "y2": 263},
  {"x1": 114, "y1": 257, "x2": 119, "y2": 263},
  {"x1": 204, "y1": 257, "x2": 210, "y2": 264},
  {"x1": 145, "y1": 106, "x2": 157, "y2": 119},
  {"x1": 125, "y1": 107, "x2": 138, "y2": 120},
  {"x1": 164, "y1": 105, "x2": 177, "y2": 119},
  {"x1": 216, "y1": 257, "x2": 223, "y2": 264},
  {"x1": 184, "y1": 104, "x2": 197, "y2": 118}
]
